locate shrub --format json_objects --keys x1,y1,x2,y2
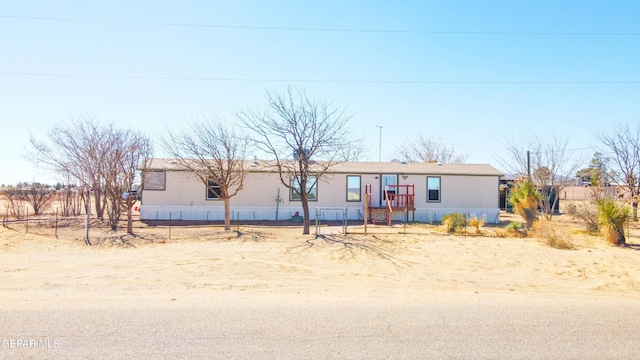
[
  {"x1": 505, "y1": 221, "x2": 523, "y2": 231},
  {"x1": 505, "y1": 221, "x2": 527, "y2": 237},
  {"x1": 565, "y1": 202, "x2": 577, "y2": 217},
  {"x1": 469, "y1": 214, "x2": 486, "y2": 234},
  {"x1": 441, "y1": 212, "x2": 467, "y2": 233},
  {"x1": 597, "y1": 199, "x2": 630, "y2": 246},
  {"x1": 508, "y1": 178, "x2": 542, "y2": 228},
  {"x1": 533, "y1": 220, "x2": 578, "y2": 250},
  {"x1": 574, "y1": 203, "x2": 599, "y2": 233}
]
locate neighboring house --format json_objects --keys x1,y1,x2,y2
[{"x1": 140, "y1": 159, "x2": 504, "y2": 223}]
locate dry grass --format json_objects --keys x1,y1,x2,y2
[
  {"x1": 469, "y1": 214, "x2": 486, "y2": 234},
  {"x1": 533, "y1": 220, "x2": 579, "y2": 250}
]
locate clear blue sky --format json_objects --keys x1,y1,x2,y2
[{"x1": 1, "y1": 1, "x2": 639, "y2": 185}]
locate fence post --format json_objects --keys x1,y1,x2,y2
[{"x1": 55, "y1": 209, "x2": 58, "y2": 239}]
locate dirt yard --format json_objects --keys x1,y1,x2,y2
[{"x1": 2, "y1": 210, "x2": 640, "y2": 309}]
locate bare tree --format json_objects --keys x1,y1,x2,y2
[
  {"x1": 2, "y1": 189, "x2": 27, "y2": 219},
  {"x1": 28, "y1": 116, "x2": 113, "y2": 219},
  {"x1": 58, "y1": 173, "x2": 84, "y2": 217},
  {"x1": 102, "y1": 129, "x2": 152, "y2": 233},
  {"x1": 15, "y1": 182, "x2": 56, "y2": 216},
  {"x1": 501, "y1": 133, "x2": 582, "y2": 220},
  {"x1": 159, "y1": 119, "x2": 246, "y2": 231},
  {"x1": 596, "y1": 122, "x2": 640, "y2": 221},
  {"x1": 237, "y1": 87, "x2": 354, "y2": 235},
  {"x1": 396, "y1": 135, "x2": 467, "y2": 164}
]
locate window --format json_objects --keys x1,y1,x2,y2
[
  {"x1": 346, "y1": 175, "x2": 361, "y2": 202},
  {"x1": 290, "y1": 176, "x2": 317, "y2": 201},
  {"x1": 206, "y1": 179, "x2": 221, "y2": 200},
  {"x1": 143, "y1": 170, "x2": 165, "y2": 190},
  {"x1": 427, "y1": 176, "x2": 441, "y2": 202}
]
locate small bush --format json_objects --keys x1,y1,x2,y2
[
  {"x1": 597, "y1": 199, "x2": 630, "y2": 246},
  {"x1": 469, "y1": 214, "x2": 486, "y2": 234},
  {"x1": 441, "y1": 212, "x2": 467, "y2": 233},
  {"x1": 504, "y1": 221, "x2": 527, "y2": 237},
  {"x1": 565, "y1": 202, "x2": 577, "y2": 217},
  {"x1": 506, "y1": 221, "x2": 523, "y2": 231},
  {"x1": 533, "y1": 220, "x2": 578, "y2": 250},
  {"x1": 574, "y1": 203, "x2": 599, "y2": 233}
]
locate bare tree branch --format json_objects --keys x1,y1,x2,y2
[
  {"x1": 237, "y1": 87, "x2": 354, "y2": 234},
  {"x1": 396, "y1": 135, "x2": 467, "y2": 164},
  {"x1": 158, "y1": 118, "x2": 246, "y2": 231},
  {"x1": 500, "y1": 132, "x2": 583, "y2": 219},
  {"x1": 596, "y1": 122, "x2": 640, "y2": 220}
]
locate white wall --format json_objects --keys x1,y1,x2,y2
[{"x1": 141, "y1": 170, "x2": 501, "y2": 223}]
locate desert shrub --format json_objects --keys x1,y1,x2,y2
[
  {"x1": 574, "y1": 203, "x2": 599, "y2": 233},
  {"x1": 564, "y1": 202, "x2": 577, "y2": 217},
  {"x1": 469, "y1": 214, "x2": 486, "y2": 234},
  {"x1": 504, "y1": 221, "x2": 527, "y2": 237},
  {"x1": 508, "y1": 178, "x2": 541, "y2": 229},
  {"x1": 506, "y1": 221, "x2": 523, "y2": 231},
  {"x1": 533, "y1": 220, "x2": 578, "y2": 250},
  {"x1": 597, "y1": 199, "x2": 630, "y2": 246},
  {"x1": 441, "y1": 212, "x2": 466, "y2": 233}
]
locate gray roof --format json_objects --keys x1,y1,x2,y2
[{"x1": 146, "y1": 158, "x2": 503, "y2": 177}]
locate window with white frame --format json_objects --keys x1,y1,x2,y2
[
  {"x1": 206, "y1": 179, "x2": 221, "y2": 200},
  {"x1": 290, "y1": 176, "x2": 317, "y2": 201},
  {"x1": 427, "y1": 176, "x2": 441, "y2": 202},
  {"x1": 143, "y1": 170, "x2": 166, "y2": 190},
  {"x1": 346, "y1": 175, "x2": 361, "y2": 202}
]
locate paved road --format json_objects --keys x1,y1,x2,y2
[{"x1": 2, "y1": 296, "x2": 639, "y2": 359}]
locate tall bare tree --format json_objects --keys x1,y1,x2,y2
[
  {"x1": 596, "y1": 122, "x2": 640, "y2": 221},
  {"x1": 160, "y1": 119, "x2": 246, "y2": 231},
  {"x1": 396, "y1": 135, "x2": 467, "y2": 164},
  {"x1": 237, "y1": 87, "x2": 354, "y2": 235},
  {"x1": 501, "y1": 133, "x2": 582, "y2": 220},
  {"x1": 102, "y1": 129, "x2": 152, "y2": 233},
  {"x1": 28, "y1": 116, "x2": 113, "y2": 219}
]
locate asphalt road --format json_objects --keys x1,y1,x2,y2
[{"x1": 2, "y1": 295, "x2": 639, "y2": 359}]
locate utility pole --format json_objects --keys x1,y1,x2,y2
[
  {"x1": 527, "y1": 150, "x2": 531, "y2": 178},
  {"x1": 376, "y1": 125, "x2": 383, "y2": 162}
]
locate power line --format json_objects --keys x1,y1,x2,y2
[
  {"x1": 2, "y1": 71, "x2": 640, "y2": 85},
  {"x1": 2, "y1": 15, "x2": 640, "y2": 36}
]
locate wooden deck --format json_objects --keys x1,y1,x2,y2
[{"x1": 366, "y1": 184, "x2": 416, "y2": 226}]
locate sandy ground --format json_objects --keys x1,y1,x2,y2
[
  {"x1": 2, "y1": 214, "x2": 639, "y2": 304},
  {"x1": 1, "y1": 214, "x2": 640, "y2": 358}
]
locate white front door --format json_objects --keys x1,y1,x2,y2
[{"x1": 381, "y1": 174, "x2": 397, "y2": 206}]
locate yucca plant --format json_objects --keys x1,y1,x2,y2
[
  {"x1": 508, "y1": 178, "x2": 542, "y2": 229},
  {"x1": 597, "y1": 199, "x2": 630, "y2": 246}
]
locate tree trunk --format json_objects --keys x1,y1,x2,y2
[
  {"x1": 633, "y1": 201, "x2": 638, "y2": 222},
  {"x1": 126, "y1": 201, "x2": 134, "y2": 235},
  {"x1": 301, "y1": 197, "x2": 310, "y2": 235},
  {"x1": 93, "y1": 189, "x2": 104, "y2": 219},
  {"x1": 223, "y1": 198, "x2": 231, "y2": 231}
]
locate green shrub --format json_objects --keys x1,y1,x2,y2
[
  {"x1": 597, "y1": 199, "x2": 630, "y2": 246},
  {"x1": 441, "y1": 212, "x2": 467, "y2": 233},
  {"x1": 505, "y1": 221, "x2": 523, "y2": 231},
  {"x1": 504, "y1": 221, "x2": 527, "y2": 237}
]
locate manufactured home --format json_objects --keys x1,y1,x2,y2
[{"x1": 140, "y1": 159, "x2": 503, "y2": 223}]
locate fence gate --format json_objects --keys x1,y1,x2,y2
[{"x1": 315, "y1": 207, "x2": 348, "y2": 236}]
